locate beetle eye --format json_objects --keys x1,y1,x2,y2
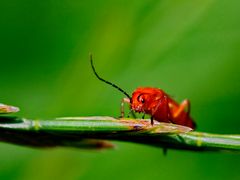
[{"x1": 137, "y1": 94, "x2": 145, "y2": 104}]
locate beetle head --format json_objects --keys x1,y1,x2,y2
[{"x1": 131, "y1": 87, "x2": 164, "y2": 113}]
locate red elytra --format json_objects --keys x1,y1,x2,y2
[{"x1": 90, "y1": 55, "x2": 196, "y2": 129}]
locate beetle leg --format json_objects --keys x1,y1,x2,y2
[
  {"x1": 127, "y1": 109, "x2": 134, "y2": 118},
  {"x1": 173, "y1": 99, "x2": 190, "y2": 118},
  {"x1": 151, "y1": 116, "x2": 154, "y2": 126},
  {"x1": 120, "y1": 98, "x2": 130, "y2": 118}
]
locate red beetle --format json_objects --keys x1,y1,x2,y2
[{"x1": 90, "y1": 55, "x2": 196, "y2": 129}]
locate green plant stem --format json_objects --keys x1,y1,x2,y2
[{"x1": 0, "y1": 116, "x2": 239, "y2": 152}]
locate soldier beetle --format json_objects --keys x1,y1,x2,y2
[{"x1": 90, "y1": 55, "x2": 196, "y2": 129}]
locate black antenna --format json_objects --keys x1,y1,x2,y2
[{"x1": 90, "y1": 54, "x2": 131, "y2": 99}]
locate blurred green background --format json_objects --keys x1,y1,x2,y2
[{"x1": 1, "y1": 0, "x2": 240, "y2": 179}]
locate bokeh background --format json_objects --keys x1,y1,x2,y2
[{"x1": 1, "y1": 0, "x2": 240, "y2": 179}]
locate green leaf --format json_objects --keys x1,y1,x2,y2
[{"x1": 0, "y1": 115, "x2": 239, "y2": 152}]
